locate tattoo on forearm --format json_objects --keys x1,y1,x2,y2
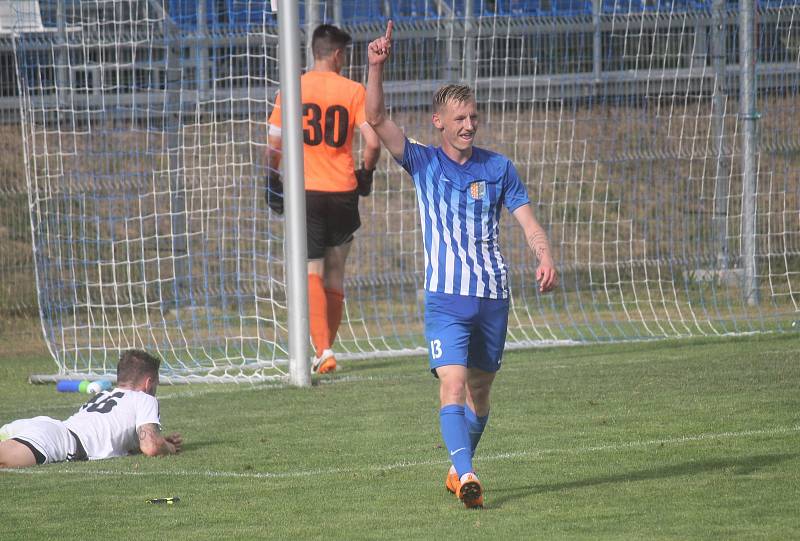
[
  {"x1": 138, "y1": 424, "x2": 161, "y2": 443},
  {"x1": 526, "y1": 231, "x2": 552, "y2": 261}
]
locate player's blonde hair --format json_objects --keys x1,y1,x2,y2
[{"x1": 433, "y1": 84, "x2": 474, "y2": 111}]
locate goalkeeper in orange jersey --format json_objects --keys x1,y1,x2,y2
[{"x1": 266, "y1": 24, "x2": 381, "y2": 373}]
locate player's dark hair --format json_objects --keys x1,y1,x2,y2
[
  {"x1": 117, "y1": 349, "x2": 161, "y2": 385},
  {"x1": 312, "y1": 24, "x2": 352, "y2": 60},
  {"x1": 433, "y1": 84, "x2": 474, "y2": 111}
]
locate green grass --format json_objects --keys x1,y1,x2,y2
[{"x1": 1, "y1": 333, "x2": 799, "y2": 540}]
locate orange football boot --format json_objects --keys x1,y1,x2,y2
[
  {"x1": 445, "y1": 465, "x2": 459, "y2": 495},
  {"x1": 312, "y1": 349, "x2": 337, "y2": 374},
  {"x1": 457, "y1": 472, "x2": 484, "y2": 509}
]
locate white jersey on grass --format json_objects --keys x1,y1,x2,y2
[{"x1": 63, "y1": 388, "x2": 161, "y2": 460}]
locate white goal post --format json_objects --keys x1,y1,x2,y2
[{"x1": 12, "y1": 0, "x2": 800, "y2": 384}]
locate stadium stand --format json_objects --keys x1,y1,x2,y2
[{"x1": 86, "y1": 0, "x2": 796, "y2": 30}]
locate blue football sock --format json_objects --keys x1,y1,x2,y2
[
  {"x1": 439, "y1": 404, "x2": 473, "y2": 477},
  {"x1": 464, "y1": 406, "x2": 489, "y2": 457}
]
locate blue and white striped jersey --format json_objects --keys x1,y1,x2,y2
[{"x1": 399, "y1": 138, "x2": 530, "y2": 299}]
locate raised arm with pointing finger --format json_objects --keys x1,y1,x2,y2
[
  {"x1": 365, "y1": 21, "x2": 558, "y2": 510},
  {"x1": 365, "y1": 21, "x2": 405, "y2": 160}
]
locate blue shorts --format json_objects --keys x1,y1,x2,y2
[{"x1": 424, "y1": 291, "x2": 510, "y2": 375}]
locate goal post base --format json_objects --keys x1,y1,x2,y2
[
  {"x1": 29, "y1": 373, "x2": 117, "y2": 385},
  {"x1": 28, "y1": 372, "x2": 292, "y2": 385}
]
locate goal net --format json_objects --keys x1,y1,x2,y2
[{"x1": 13, "y1": 0, "x2": 800, "y2": 383}]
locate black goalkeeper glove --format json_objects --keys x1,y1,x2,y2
[
  {"x1": 265, "y1": 169, "x2": 284, "y2": 215},
  {"x1": 355, "y1": 167, "x2": 375, "y2": 197}
]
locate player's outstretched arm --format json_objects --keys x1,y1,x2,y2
[
  {"x1": 512, "y1": 204, "x2": 558, "y2": 293},
  {"x1": 365, "y1": 21, "x2": 405, "y2": 161},
  {"x1": 137, "y1": 423, "x2": 182, "y2": 457}
]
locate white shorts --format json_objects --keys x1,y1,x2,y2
[{"x1": 0, "y1": 416, "x2": 79, "y2": 464}]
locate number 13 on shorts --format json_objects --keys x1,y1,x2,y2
[{"x1": 430, "y1": 339, "x2": 443, "y2": 359}]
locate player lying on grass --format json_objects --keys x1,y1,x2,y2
[
  {"x1": 365, "y1": 22, "x2": 558, "y2": 508},
  {"x1": 0, "y1": 349, "x2": 182, "y2": 468}
]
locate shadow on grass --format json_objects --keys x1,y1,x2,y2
[{"x1": 487, "y1": 453, "x2": 797, "y2": 509}]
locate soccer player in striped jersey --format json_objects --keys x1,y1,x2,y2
[{"x1": 365, "y1": 22, "x2": 557, "y2": 509}]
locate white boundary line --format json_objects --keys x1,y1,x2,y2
[{"x1": 3, "y1": 425, "x2": 798, "y2": 479}]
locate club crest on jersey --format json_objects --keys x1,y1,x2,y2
[{"x1": 469, "y1": 180, "x2": 486, "y2": 200}]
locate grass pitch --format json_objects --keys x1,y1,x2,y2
[{"x1": 1, "y1": 333, "x2": 798, "y2": 540}]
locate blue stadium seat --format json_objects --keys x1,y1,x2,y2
[
  {"x1": 163, "y1": 0, "x2": 800, "y2": 31},
  {"x1": 550, "y1": 0, "x2": 593, "y2": 15},
  {"x1": 487, "y1": 0, "x2": 548, "y2": 15},
  {"x1": 39, "y1": 0, "x2": 81, "y2": 28},
  {"x1": 166, "y1": 0, "x2": 277, "y2": 31},
  {"x1": 602, "y1": 0, "x2": 644, "y2": 13},
  {"x1": 688, "y1": 0, "x2": 711, "y2": 10},
  {"x1": 229, "y1": 0, "x2": 276, "y2": 29},
  {"x1": 390, "y1": 0, "x2": 439, "y2": 20},
  {"x1": 641, "y1": 0, "x2": 693, "y2": 11},
  {"x1": 606, "y1": 0, "x2": 704, "y2": 12},
  {"x1": 213, "y1": 0, "x2": 277, "y2": 30},
  {"x1": 310, "y1": 1, "x2": 385, "y2": 25},
  {"x1": 759, "y1": 0, "x2": 799, "y2": 7},
  {"x1": 167, "y1": 0, "x2": 198, "y2": 30}
]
